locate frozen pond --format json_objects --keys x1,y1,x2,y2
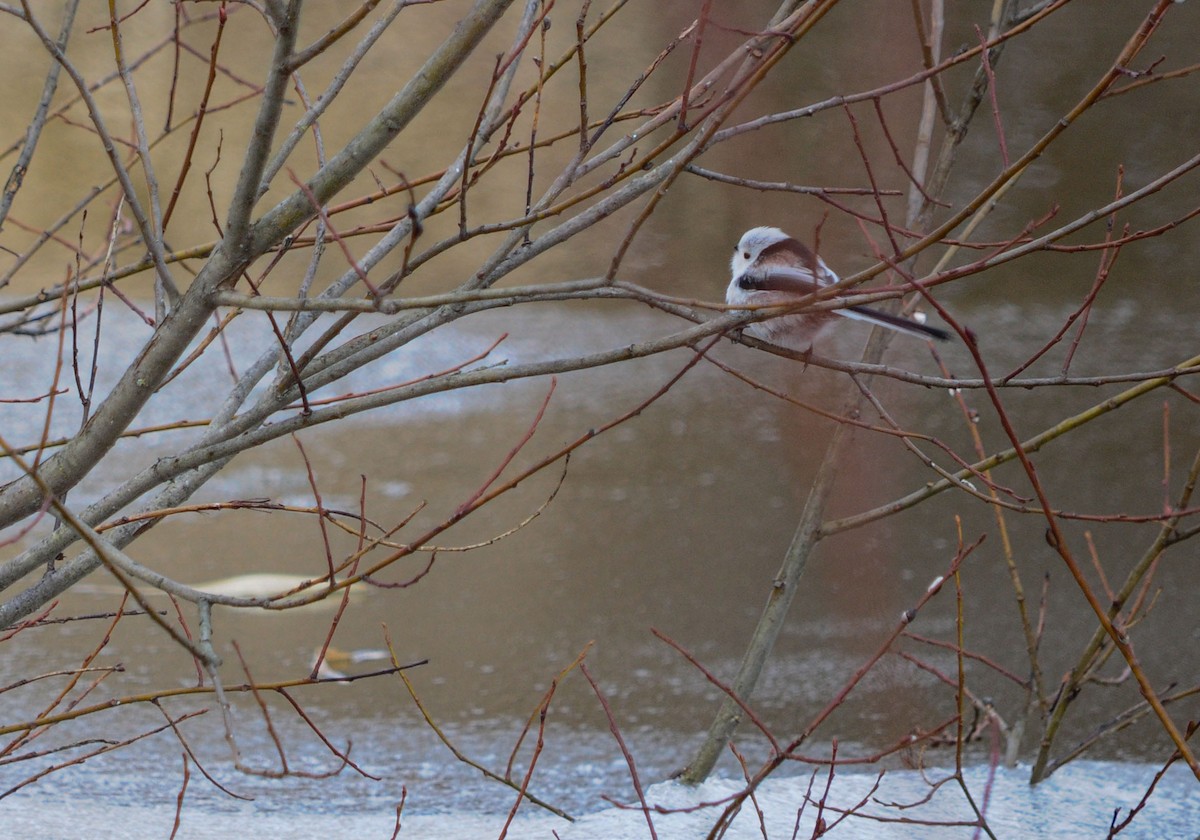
[{"x1": 5, "y1": 761, "x2": 1197, "y2": 838}]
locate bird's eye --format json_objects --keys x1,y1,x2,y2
[{"x1": 742, "y1": 251, "x2": 751, "y2": 260}]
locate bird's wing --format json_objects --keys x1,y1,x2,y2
[{"x1": 736, "y1": 262, "x2": 827, "y2": 296}]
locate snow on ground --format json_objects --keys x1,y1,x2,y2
[{"x1": 5, "y1": 761, "x2": 1196, "y2": 838}]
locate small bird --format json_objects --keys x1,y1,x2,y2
[{"x1": 726, "y1": 226, "x2": 949, "y2": 350}]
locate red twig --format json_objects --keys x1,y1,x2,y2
[
  {"x1": 290, "y1": 333, "x2": 508, "y2": 412},
  {"x1": 286, "y1": 168, "x2": 380, "y2": 299},
  {"x1": 810, "y1": 739, "x2": 837, "y2": 839},
  {"x1": 455, "y1": 376, "x2": 556, "y2": 518},
  {"x1": 842, "y1": 103, "x2": 902, "y2": 258},
  {"x1": 277, "y1": 688, "x2": 378, "y2": 780},
  {"x1": 169, "y1": 752, "x2": 189, "y2": 840},
  {"x1": 901, "y1": 632, "x2": 1029, "y2": 688},
  {"x1": 498, "y1": 683, "x2": 552, "y2": 839},
  {"x1": 162, "y1": 2, "x2": 226, "y2": 232},
  {"x1": 311, "y1": 475, "x2": 370, "y2": 678},
  {"x1": 872, "y1": 97, "x2": 947, "y2": 210},
  {"x1": 651, "y1": 628, "x2": 781, "y2": 754},
  {"x1": 1106, "y1": 728, "x2": 1194, "y2": 837},
  {"x1": 390, "y1": 786, "x2": 407, "y2": 840},
  {"x1": 678, "y1": 0, "x2": 713, "y2": 131},
  {"x1": 581, "y1": 661, "x2": 657, "y2": 840},
  {"x1": 975, "y1": 25, "x2": 1009, "y2": 168},
  {"x1": 291, "y1": 434, "x2": 335, "y2": 582},
  {"x1": 152, "y1": 700, "x2": 249, "y2": 800}
]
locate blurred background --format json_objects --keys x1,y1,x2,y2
[{"x1": 1, "y1": 0, "x2": 1198, "y2": 821}]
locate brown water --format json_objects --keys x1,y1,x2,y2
[{"x1": 1, "y1": 0, "x2": 1198, "y2": 824}]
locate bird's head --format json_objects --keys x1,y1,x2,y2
[{"x1": 730, "y1": 226, "x2": 789, "y2": 278}]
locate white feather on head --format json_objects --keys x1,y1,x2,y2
[{"x1": 730, "y1": 226, "x2": 790, "y2": 277}]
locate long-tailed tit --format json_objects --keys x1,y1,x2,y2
[{"x1": 726, "y1": 226, "x2": 949, "y2": 350}]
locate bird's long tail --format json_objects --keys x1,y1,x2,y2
[{"x1": 839, "y1": 305, "x2": 951, "y2": 341}]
